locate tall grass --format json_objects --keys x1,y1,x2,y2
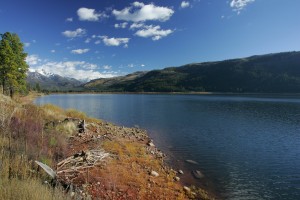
[
  {"x1": 0, "y1": 178, "x2": 67, "y2": 200},
  {"x1": 0, "y1": 94, "x2": 71, "y2": 199}
]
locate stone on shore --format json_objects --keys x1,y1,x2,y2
[
  {"x1": 192, "y1": 170, "x2": 204, "y2": 179},
  {"x1": 147, "y1": 141, "x2": 155, "y2": 147},
  {"x1": 183, "y1": 186, "x2": 191, "y2": 193},
  {"x1": 150, "y1": 171, "x2": 159, "y2": 177}
]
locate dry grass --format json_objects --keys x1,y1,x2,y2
[
  {"x1": 0, "y1": 178, "x2": 68, "y2": 200},
  {"x1": 41, "y1": 104, "x2": 65, "y2": 121},
  {"x1": 65, "y1": 109, "x2": 87, "y2": 119},
  {"x1": 0, "y1": 94, "x2": 69, "y2": 199}
]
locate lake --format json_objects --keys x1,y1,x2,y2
[{"x1": 35, "y1": 94, "x2": 300, "y2": 200}]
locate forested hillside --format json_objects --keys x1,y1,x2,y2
[{"x1": 84, "y1": 51, "x2": 300, "y2": 93}]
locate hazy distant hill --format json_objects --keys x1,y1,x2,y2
[
  {"x1": 84, "y1": 51, "x2": 300, "y2": 93},
  {"x1": 27, "y1": 71, "x2": 83, "y2": 91}
]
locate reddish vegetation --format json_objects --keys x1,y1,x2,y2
[
  {"x1": 57, "y1": 121, "x2": 188, "y2": 199},
  {"x1": 1, "y1": 93, "x2": 214, "y2": 199}
]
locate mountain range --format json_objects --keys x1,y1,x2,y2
[
  {"x1": 27, "y1": 70, "x2": 83, "y2": 91},
  {"x1": 84, "y1": 51, "x2": 300, "y2": 93},
  {"x1": 27, "y1": 51, "x2": 300, "y2": 93}
]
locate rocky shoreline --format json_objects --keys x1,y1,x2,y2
[{"x1": 43, "y1": 116, "x2": 215, "y2": 199}]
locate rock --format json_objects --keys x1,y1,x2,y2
[
  {"x1": 185, "y1": 159, "x2": 199, "y2": 165},
  {"x1": 147, "y1": 141, "x2": 155, "y2": 147},
  {"x1": 178, "y1": 170, "x2": 184, "y2": 175},
  {"x1": 70, "y1": 192, "x2": 75, "y2": 197},
  {"x1": 150, "y1": 170, "x2": 159, "y2": 177},
  {"x1": 192, "y1": 170, "x2": 204, "y2": 179},
  {"x1": 183, "y1": 186, "x2": 191, "y2": 193},
  {"x1": 174, "y1": 176, "x2": 180, "y2": 181}
]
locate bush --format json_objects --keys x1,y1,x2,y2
[{"x1": 65, "y1": 109, "x2": 87, "y2": 119}]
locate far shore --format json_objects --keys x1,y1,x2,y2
[{"x1": 41, "y1": 90, "x2": 300, "y2": 96}]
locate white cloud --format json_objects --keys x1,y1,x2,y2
[
  {"x1": 141, "y1": 64, "x2": 145, "y2": 67},
  {"x1": 66, "y1": 17, "x2": 73, "y2": 22},
  {"x1": 112, "y1": 2, "x2": 174, "y2": 22},
  {"x1": 77, "y1": 7, "x2": 108, "y2": 21},
  {"x1": 128, "y1": 64, "x2": 134, "y2": 68},
  {"x1": 135, "y1": 25, "x2": 173, "y2": 40},
  {"x1": 103, "y1": 65, "x2": 112, "y2": 70},
  {"x1": 51, "y1": 50, "x2": 56, "y2": 53},
  {"x1": 129, "y1": 22, "x2": 145, "y2": 30},
  {"x1": 71, "y1": 49, "x2": 90, "y2": 54},
  {"x1": 181, "y1": 1, "x2": 190, "y2": 8},
  {"x1": 95, "y1": 40, "x2": 101, "y2": 45},
  {"x1": 24, "y1": 43, "x2": 30, "y2": 47},
  {"x1": 133, "y1": 2, "x2": 145, "y2": 7},
  {"x1": 100, "y1": 36, "x2": 130, "y2": 47},
  {"x1": 230, "y1": 0, "x2": 255, "y2": 13},
  {"x1": 114, "y1": 22, "x2": 128, "y2": 29},
  {"x1": 62, "y1": 28, "x2": 86, "y2": 38},
  {"x1": 85, "y1": 38, "x2": 91, "y2": 43},
  {"x1": 26, "y1": 55, "x2": 41, "y2": 65},
  {"x1": 29, "y1": 61, "x2": 118, "y2": 81}
]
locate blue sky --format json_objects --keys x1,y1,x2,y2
[{"x1": 0, "y1": 0, "x2": 299, "y2": 80}]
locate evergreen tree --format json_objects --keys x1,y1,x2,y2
[
  {"x1": 35, "y1": 82, "x2": 41, "y2": 92},
  {"x1": 0, "y1": 32, "x2": 28, "y2": 97}
]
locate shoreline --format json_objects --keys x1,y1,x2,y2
[
  {"x1": 29, "y1": 92, "x2": 216, "y2": 199},
  {"x1": 42, "y1": 90, "x2": 300, "y2": 97}
]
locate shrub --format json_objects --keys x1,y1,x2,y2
[{"x1": 65, "y1": 109, "x2": 87, "y2": 119}]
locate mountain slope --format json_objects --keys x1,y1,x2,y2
[
  {"x1": 27, "y1": 71, "x2": 83, "y2": 91},
  {"x1": 84, "y1": 51, "x2": 300, "y2": 93}
]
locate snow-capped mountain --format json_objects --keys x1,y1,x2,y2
[
  {"x1": 35, "y1": 69, "x2": 55, "y2": 77},
  {"x1": 27, "y1": 70, "x2": 83, "y2": 91}
]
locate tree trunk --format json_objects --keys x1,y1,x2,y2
[{"x1": 9, "y1": 87, "x2": 14, "y2": 98}]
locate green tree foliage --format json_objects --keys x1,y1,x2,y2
[
  {"x1": 0, "y1": 32, "x2": 28, "y2": 97},
  {"x1": 35, "y1": 82, "x2": 41, "y2": 92}
]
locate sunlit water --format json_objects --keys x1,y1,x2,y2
[{"x1": 35, "y1": 94, "x2": 300, "y2": 200}]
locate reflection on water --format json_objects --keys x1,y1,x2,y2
[{"x1": 35, "y1": 94, "x2": 300, "y2": 200}]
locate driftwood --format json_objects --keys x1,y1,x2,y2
[
  {"x1": 35, "y1": 160, "x2": 56, "y2": 179},
  {"x1": 35, "y1": 149, "x2": 109, "y2": 183}
]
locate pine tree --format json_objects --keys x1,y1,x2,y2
[{"x1": 0, "y1": 32, "x2": 28, "y2": 97}]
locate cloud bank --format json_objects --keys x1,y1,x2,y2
[{"x1": 26, "y1": 55, "x2": 118, "y2": 81}]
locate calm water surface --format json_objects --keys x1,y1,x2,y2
[{"x1": 35, "y1": 94, "x2": 300, "y2": 200}]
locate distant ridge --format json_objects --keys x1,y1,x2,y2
[
  {"x1": 27, "y1": 71, "x2": 83, "y2": 91},
  {"x1": 84, "y1": 51, "x2": 300, "y2": 93}
]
